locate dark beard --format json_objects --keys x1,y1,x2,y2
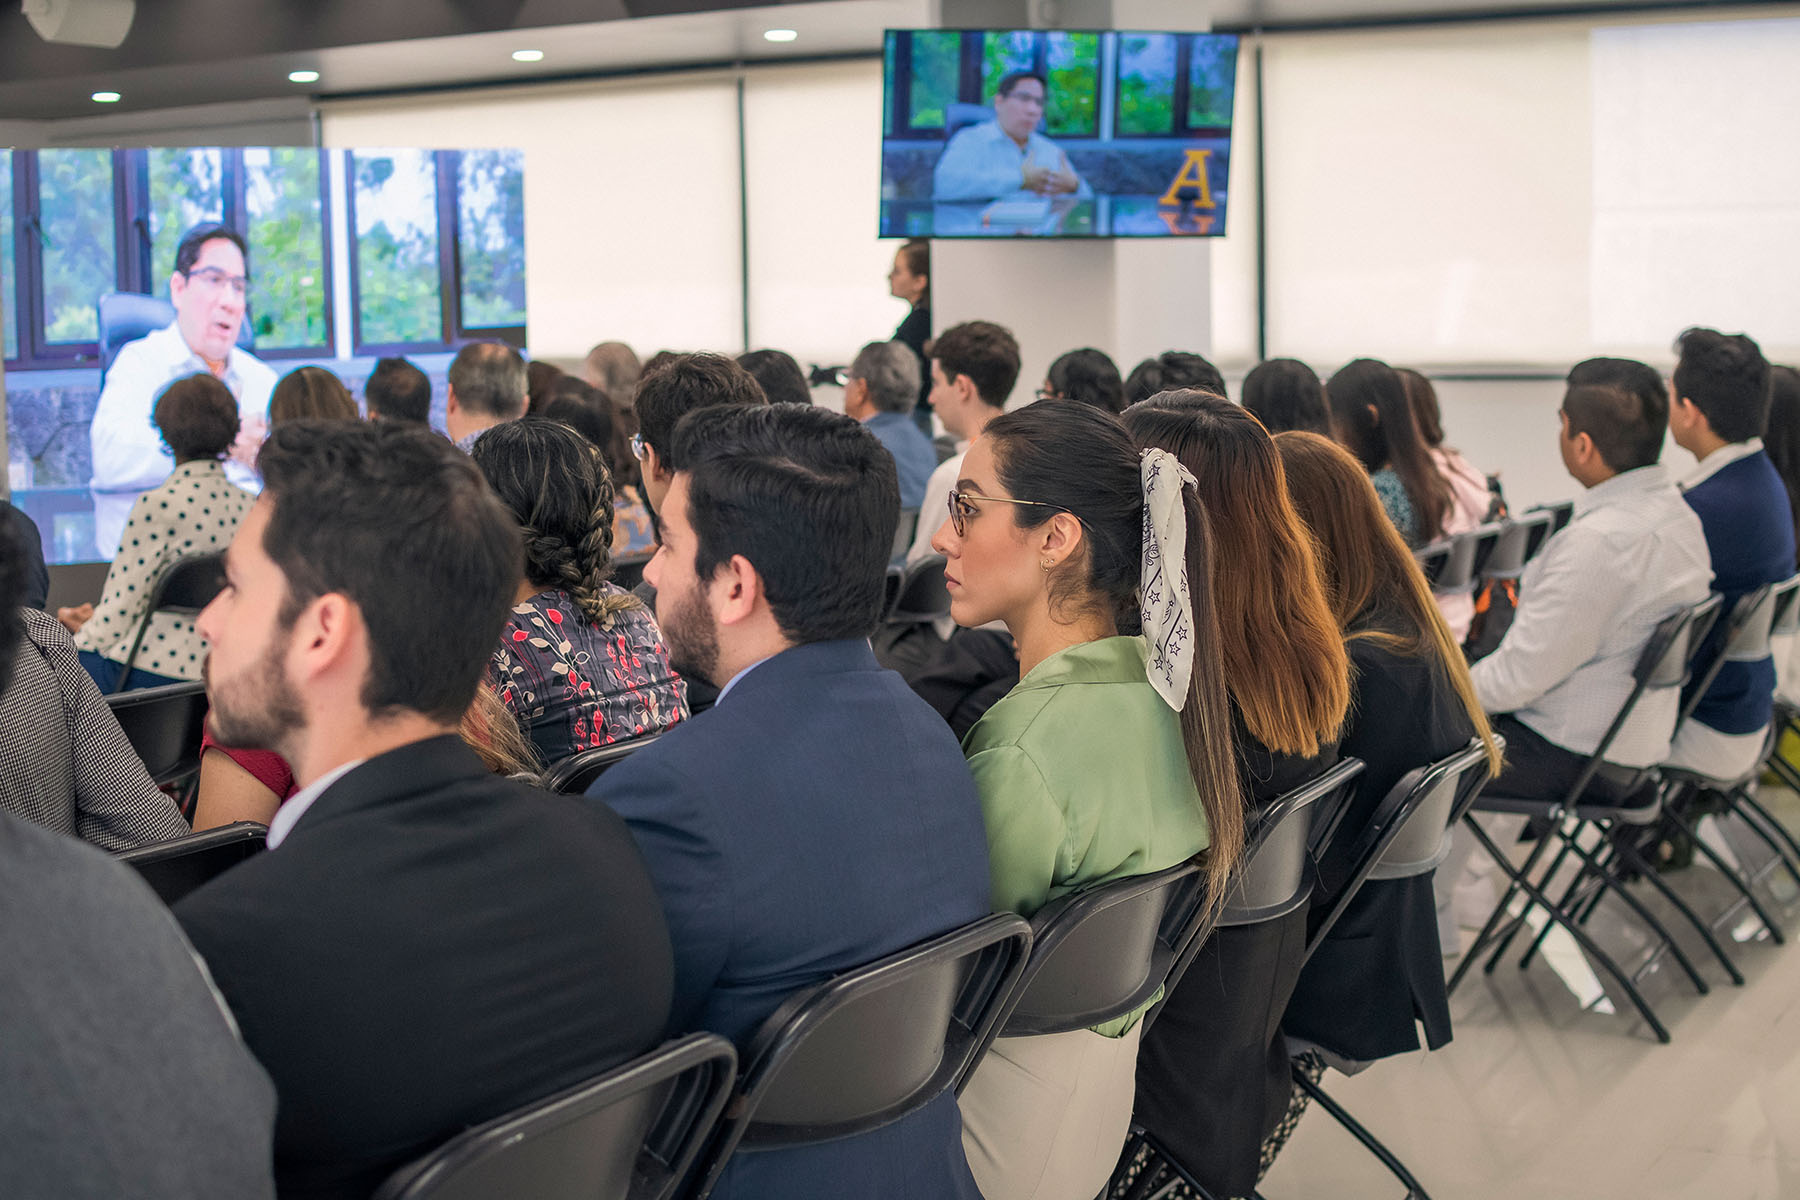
[
  {"x1": 659, "y1": 580, "x2": 720, "y2": 688},
  {"x1": 203, "y1": 637, "x2": 306, "y2": 756}
]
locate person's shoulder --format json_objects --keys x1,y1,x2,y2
[
  {"x1": 18, "y1": 604, "x2": 71, "y2": 650},
  {"x1": 232, "y1": 349, "x2": 280, "y2": 388}
]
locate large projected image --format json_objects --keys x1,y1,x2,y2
[
  {"x1": 1, "y1": 145, "x2": 526, "y2": 565},
  {"x1": 881, "y1": 30, "x2": 1238, "y2": 238}
]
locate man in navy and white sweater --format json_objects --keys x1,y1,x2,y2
[{"x1": 1668, "y1": 327, "x2": 1797, "y2": 779}]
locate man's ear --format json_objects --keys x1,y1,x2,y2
[
  {"x1": 711, "y1": 554, "x2": 763, "y2": 629},
  {"x1": 644, "y1": 443, "x2": 672, "y2": 484},
  {"x1": 445, "y1": 387, "x2": 460, "y2": 416},
  {"x1": 289, "y1": 593, "x2": 358, "y2": 686}
]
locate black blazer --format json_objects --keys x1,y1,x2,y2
[{"x1": 175, "y1": 735, "x2": 674, "y2": 1200}]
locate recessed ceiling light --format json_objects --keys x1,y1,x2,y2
[
  {"x1": 763, "y1": 29, "x2": 798, "y2": 43},
  {"x1": 512, "y1": 49, "x2": 545, "y2": 62},
  {"x1": 91, "y1": 91, "x2": 121, "y2": 103},
  {"x1": 288, "y1": 69, "x2": 320, "y2": 84}
]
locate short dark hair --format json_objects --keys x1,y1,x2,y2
[
  {"x1": 448, "y1": 342, "x2": 528, "y2": 421},
  {"x1": 1567, "y1": 357, "x2": 1668, "y2": 432},
  {"x1": 1562, "y1": 382, "x2": 1663, "y2": 474},
  {"x1": 673, "y1": 404, "x2": 896, "y2": 644},
  {"x1": 270, "y1": 366, "x2": 357, "y2": 424},
  {"x1": 256, "y1": 420, "x2": 521, "y2": 724},
  {"x1": 541, "y1": 377, "x2": 615, "y2": 455},
  {"x1": 1124, "y1": 351, "x2": 1227, "y2": 406},
  {"x1": 1765, "y1": 365, "x2": 1800, "y2": 548},
  {"x1": 0, "y1": 513, "x2": 27, "y2": 694},
  {"x1": 154, "y1": 373, "x2": 240, "y2": 461},
  {"x1": 633, "y1": 352, "x2": 769, "y2": 462},
  {"x1": 737, "y1": 349, "x2": 813, "y2": 406},
  {"x1": 929, "y1": 320, "x2": 1019, "y2": 409},
  {"x1": 1047, "y1": 348, "x2": 1125, "y2": 414},
  {"x1": 997, "y1": 71, "x2": 1047, "y2": 98},
  {"x1": 525, "y1": 360, "x2": 565, "y2": 416},
  {"x1": 1242, "y1": 358, "x2": 1328, "y2": 436},
  {"x1": 174, "y1": 223, "x2": 247, "y2": 276},
  {"x1": 1673, "y1": 327, "x2": 1771, "y2": 444},
  {"x1": 364, "y1": 356, "x2": 432, "y2": 424}
]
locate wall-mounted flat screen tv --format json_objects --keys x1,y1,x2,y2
[{"x1": 880, "y1": 29, "x2": 1238, "y2": 239}]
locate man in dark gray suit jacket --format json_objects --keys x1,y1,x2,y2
[
  {"x1": 591, "y1": 404, "x2": 992, "y2": 1200},
  {"x1": 172, "y1": 421, "x2": 675, "y2": 1200}
]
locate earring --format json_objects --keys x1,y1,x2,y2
[{"x1": 1040, "y1": 557, "x2": 1055, "y2": 570}]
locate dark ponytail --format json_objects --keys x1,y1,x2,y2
[
  {"x1": 471, "y1": 418, "x2": 639, "y2": 627},
  {"x1": 984, "y1": 401, "x2": 1245, "y2": 908}
]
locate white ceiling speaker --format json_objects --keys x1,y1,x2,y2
[{"x1": 22, "y1": 0, "x2": 136, "y2": 47}]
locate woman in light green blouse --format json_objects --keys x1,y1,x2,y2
[{"x1": 927, "y1": 401, "x2": 1243, "y2": 1200}]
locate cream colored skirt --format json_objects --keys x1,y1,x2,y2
[{"x1": 958, "y1": 1025, "x2": 1142, "y2": 1200}]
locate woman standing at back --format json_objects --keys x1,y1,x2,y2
[
  {"x1": 1326, "y1": 358, "x2": 1454, "y2": 549},
  {"x1": 928, "y1": 400, "x2": 1242, "y2": 1200},
  {"x1": 1120, "y1": 389, "x2": 1351, "y2": 1200}
]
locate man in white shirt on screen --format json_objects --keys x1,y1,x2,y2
[
  {"x1": 89, "y1": 223, "x2": 277, "y2": 554},
  {"x1": 932, "y1": 72, "x2": 1092, "y2": 202}
]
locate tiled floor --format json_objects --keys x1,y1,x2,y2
[{"x1": 1261, "y1": 786, "x2": 1800, "y2": 1200}]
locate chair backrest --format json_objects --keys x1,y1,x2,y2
[
  {"x1": 1481, "y1": 511, "x2": 1554, "y2": 579},
  {"x1": 1462, "y1": 521, "x2": 1506, "y2": 578},
  {"x1": 1676, "y1": 576, "x2": 1800, "y2": 732},
  {"x1": 996, "y1": 860, "x2": 1202, "y2": 1038},
  {"x1": 887, "y1": 554, "x2": 950, "y2": 625},
  {"x1": 98, "y1": 291, "x2": 254, "y2": 380},
  {"x1": 1304, "y1": 737, "x2": 1499, "y2": 960},
  {"x1": 685, "y1": 913, "x2": 1031, "y2": 1196},
  {"x1": 115, "y1": 821, "x2": 266, "y2": 904},
  {"x1": 1427, "y1": 526, "x2": 1500, "y2": 594},
  {"x1": 105, "y1": 679, "x2": 210, "y2": 786},
  {"x1": 113, "y1": 554, "x2": 226, "y2": 687},
  {"x1": 890, "y1": 509, "x2": 920, "y2": 561},
  {"x1": 612, "y1": 553, "x2": 655, "y2": 593},
  {"x1": 1538, "y1": 498, "x2": 1575, "y2": 535},
  {"x1": 1413, "y1": 540, "x2": 1453, "y2": 588},
  {"x1": 373, "y1": 1033, "x2": 737, "y2": 1200},
  {"x1": 945, "y1": 102, "x2": 996, "y2": 140},
  {"x1": 542, "y1": 734, "x2": 663, "y2": 795},
  {"x1": 1219, "y1": 757, "x2": 1367, "y2": 928}
]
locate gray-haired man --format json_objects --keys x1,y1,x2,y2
[{"x1": 844, "y1": 339, "x2": 936, "y2": 509}]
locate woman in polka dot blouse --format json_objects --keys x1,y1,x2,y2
[{"x1": 72, "y1": 373, "x2": 255, "y2": 691}]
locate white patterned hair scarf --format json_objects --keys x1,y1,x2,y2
[{"x1": 1140, "y1": 447, "x2": 1199, "y2": 711}]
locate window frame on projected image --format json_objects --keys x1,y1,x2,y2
[
  {"x1": 0, "y1": 146, "x2": 527, "y2": 372},
  {"x1": 881, "y1": 29, "x2": 1235, "y2": 144}
]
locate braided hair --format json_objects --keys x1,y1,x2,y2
[{"x1": 470, "y1": 418, "x2": 639, "y2": 628}]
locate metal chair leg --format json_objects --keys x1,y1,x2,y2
[
  {"x1": 1732, "y1": 788, "x2": 1800, "y2": 885},
  {"x1": 1291, "y1": 1066, "x2": 1433, "y2": 1200},
  {"x1": 1661, "y1": 807, "x2": 1787, "y2": 945},
  {"x1": 1608, "y1": 828, "x2": 1745, "y2": 985}
]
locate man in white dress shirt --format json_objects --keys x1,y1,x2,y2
[
  {"x1": 88, "y1": 223, "x2": 277, "y2": 553},
  {"x1": 1471, "y1": 378, "x2": 1713, "y2": 801},
  {"x1": 932, "y1": 72, "x2": 1091, "y2": 202}
]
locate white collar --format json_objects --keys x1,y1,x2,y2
[
  {"x1": 714, "y1": 656, "x2": 773, "y2": 705},
  {"x1": 266, "y1": 758, "x2": 366, "y2": 849},
  {"x1": 149, "y1": 320, "x2": 248, "y2": 382},
  {"x1": 1683, "y1": 437, "x2": 1764, "y2": 490}
]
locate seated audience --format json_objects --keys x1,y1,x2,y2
[
  {"x1": 1765, "y1": 365, "x2": 1800, "y2": 557},
  {"x1": 933, "y1": 400, "x2": 1243, "y2": 1200},
  {"x1": 737, "y1": 347, "x2": 814, "y2": 406},
  {"x1": 1470, "y1": 379, "x2": 1711, "y2": 801},
  {"x1": 844, "y1": 338, "x2": 935, "y2": 509},
  {"x1": 1242, "y1": 358, "x2": 1329, "y2": 435},
  {"x1": 540, "y1": 375, "x2": 615, "y2": 454},
  {"x1": 269, "y1": 366, "x2": 358, "y2": 424},
  {"x1": 591, "y1": 403, "x2": 989, "y2": 1200},
  {"x1": 1398, "y1": 368, "x2": 1497, "y2": 641},
  {"x1": 173, "y1": 420, "x2": 674, "y2": 1200},
  {"x1": 72, "y1": 374, "x2": 254, "y2": 691},
  {"x1": 1273, "y1": 430, "x2": 1501, "y2": 1071},
  {"x1": 0, "y1": 520, "x2": 189, "y2": 849},
  {"x1": 1664, "y1": 328, "x2": 1794, "y2": 779},
  {"x1": 2, "y1": 499, "x2": 48, "y2": 609},
  {"x1": 1325, "y1": 358, "x2": 1453, "y2": 548},
  {"x1": 1123, "y1": 350, "x2": 1227, "y2": 407},
  {"x1": 362, "y1": 355, "x2": 432, "y2": 425},
  {"x1": 906, "y1": 320, "x2": 1020, "y2": 568},
  {"x1": 604, "y1": 397, "x2": 658, "y2": 557},
  {"x1": 1040, "y1": 347, "x2": 1125, "y2": 413},
  {"x1": 1121, "y1": 391, "x2": 1350, "y2": 1199},
  {"x1": 473, "y1": 418, "x2": 687, "y2": 765},
  {"x1": 525, "y1": 358, "x2": 564, "y2": 414},
  {"x1": 445, "y1": 341, "x2": 528, "y2": 452},
  {"x1": 584, "y1": 340, "x2": 642, "y2": 399}
]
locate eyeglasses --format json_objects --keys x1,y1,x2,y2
[
  {"x1": 946, "y1": 488, "x2": 1069, "y2": 538},
  {"x1": 182, "y1": 266, "x2": 249, "y2": 297},
  {"x1": 1034, "y1": 386, "x2": 1059, "y2": 402},
  {"x1": 630, "y1": 432, "x2": 648, "y2": 462}
]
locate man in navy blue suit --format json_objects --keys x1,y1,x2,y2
[
  {"x1": 1668, "y1": 327, "x2": 1797, "y2": 779},
  {"x1": 589, "y1": 403, "x2": 991, "y2": 1200}
]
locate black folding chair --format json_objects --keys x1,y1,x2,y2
[
  {"x1": 1759, "y1": 699, "x2": 1800, "y2": 880},
  {"x1": 1481, "y1": 511, "x2": 1555, "y2": 582},
  {"x1": 680, "y1": 912, "x2": 1032, "y2": 1199},
  {"x1": 106, "y1": 679, "x2": 210, "y2": 814},
  {"x1": 115, "y1": 821, "x2": 266, "y2": 905},
  {"x1": 1420, "y1": 525, "x2": 1504, "y2": 597},
  {"x1": 542, "y1": 734, "x2": 664, "y2": 795},
  {"x1": 111, "y1": 553, "x2": 225, "y2": 694},
  {"x1": 1113, "y1": 758, "x2": 1367, "y2": 1200},
  {"x1": 1451, "y1": 595, "x2": 1724, "y2": 1044},
  {"x1": 884, "y1": 553, "x2": 950, "y2": 627},
  {"x1": 1283, "y1": 737, "x2": 1501, "y2": 1200},
  {"x1": 1413, "y1": 541, "x2": 1453, "y2": 589},
  {"x1": 890, "y1": 508, "x2": 920, "y2": 561},
  {"x1": 1655, "y1": 575, "x2": 1800, "y2": 950},
  {"x1": 1534, "y1": 499, "x2": 1575, "y2": 541},
  {"x1": 374, "y1": 1033, "x2": 737, "y2": 1200}
]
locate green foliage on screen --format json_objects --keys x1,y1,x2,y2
[
  {"x1": 39, "y1": 149, "x2": 114, "y2": 344},
  {"x1": 908, "y1": 31, "x2": 959, "y2": 130},
  {"x1": 1, "y1": 153, "x2": 15, "y2": 360},
  {"x1": 354, "y1": 151, "x2": 441, "y2": 347},
  {"x1": 1188, "y1": 37, "x2": 1238, "y2": 128},
  {"x1": 149, "y1": 148, "x2": 223, "y2": 287},
  {"x1": 456, "y1": 149, "x2": 526, "y2": 330},
  {"x1": 1117, "y1": 35, "x2": 1176, "y2": 136},
  {"x1": 247, "y1": 148, "x2": 328, "y2": 349},
  {"x1": 1045, "y1": 33, "x2": 1098, "y2": 136}
]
